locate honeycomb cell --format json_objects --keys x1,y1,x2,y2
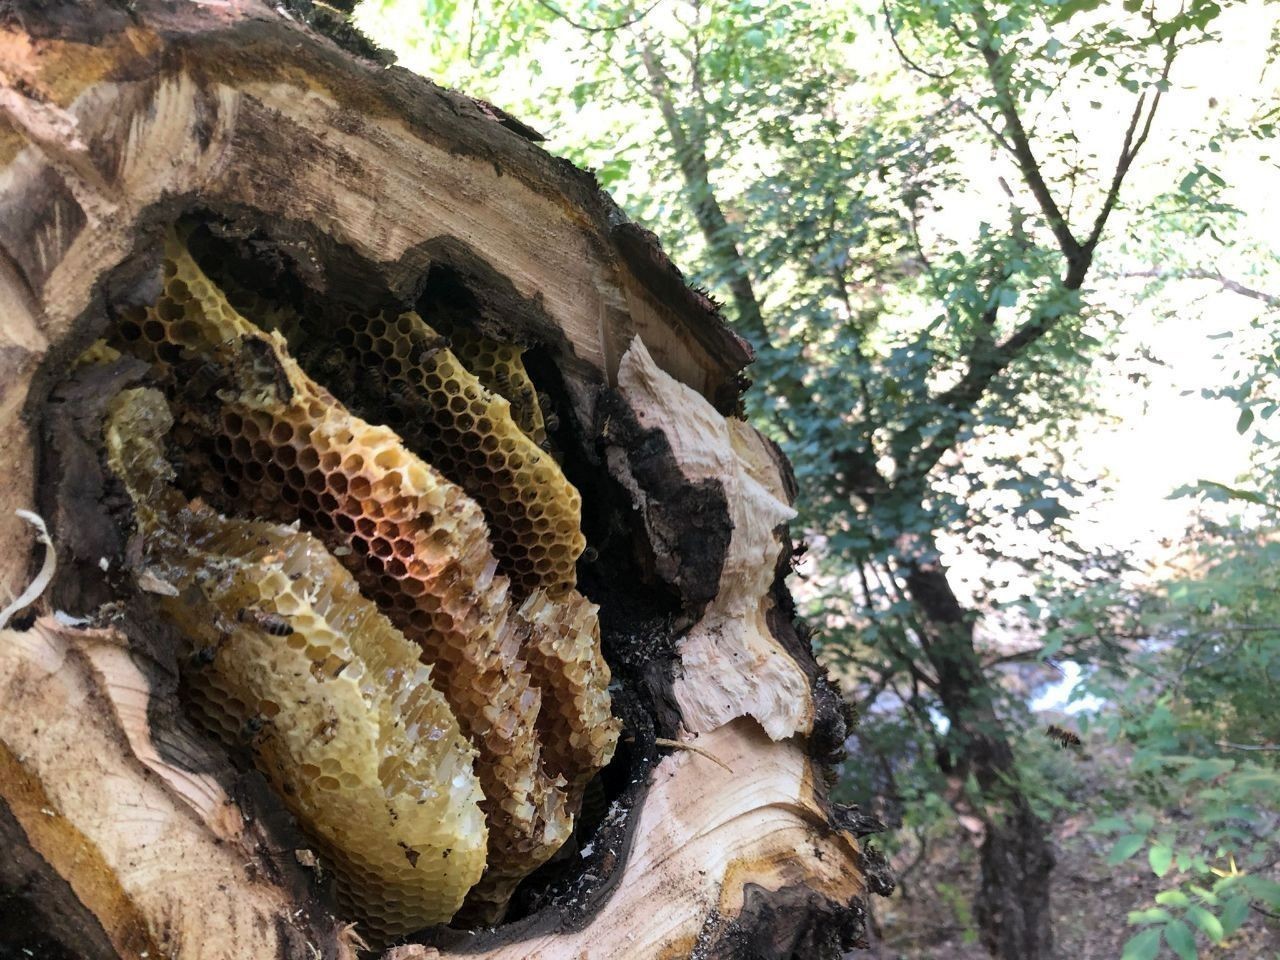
[
  {"x1": 105, "y1": 227, "x2": 619, "y2": 925},
  {"x1": 103, "y1": 387, "x2": 487, "y2": 937}
]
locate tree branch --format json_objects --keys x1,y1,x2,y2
[
  {"x1": 1217, "y1": 741, "x2": 1280, "y2": 752},
  {"x1": 905, "y1": 10, "x2": 1183, "y2": 478},
  {"x1": 637, "y1": 38, "x2": 769, "y2": 347},
  {"x1": 531, "y1": 0, "x2": 665, "y2": 33},
  {"x1": 1081, "y1": 31, "x2": 1178, "y2": 263},
  {"x1": 882, "y1": 0, "x2": 954, "y2": 81},
  {"x1": 1122, "y1": 268, "x2": 1280, "y2": 307},
  {"x1": 972, "y1": 5, "x2": 1082, "y2": 267}
]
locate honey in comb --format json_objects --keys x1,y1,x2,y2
[
  {"x1": 103, "y1": 386, "x2": 488, "y2": 938},
  {"x1": 106, "y1": 227, "x2": 619, "y2": 925}
]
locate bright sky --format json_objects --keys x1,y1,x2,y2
[{"x1": 1033, "y1": 0, "x2": 1277, "y2": 564}]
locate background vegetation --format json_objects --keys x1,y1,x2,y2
[{"x1": 354, "y1": 1, "x2": 1280, "y2": 956}]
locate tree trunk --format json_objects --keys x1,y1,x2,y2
[
  {"x1": 0, "y1": 2, "x2": 891, "y2": 958},
  {"x1": 903, "y1": 560, "x2": 1054, "y2": 960}
]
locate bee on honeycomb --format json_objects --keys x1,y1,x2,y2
[{"x1": 104, "y1": 227, "x2": 620, "y2": 929}]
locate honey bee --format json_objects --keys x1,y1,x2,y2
[
  {"x1": 386, "y1": 380, "x2": 411, "y2": 404},
  {"x1": 543, "y1": 412, "x2": 561, "y2": 433},
  {"x1": 241, "y1": 713, "x2": 269, "y2": 742},
  {"x1": 237, "y1": 606, "x2": 293, "y2": 636},
  {"x1": 190, "y1": 643, "x2": 219, "y2": 667},
  {"x1": 1045, "y1": 724, "x2": 1082, "y2": 749},
  {"x1": 408, "y1": 334, "x2": 446, "y2": 367},
  {"x1": 581, "y1": 546, "x2": 599, "y2": 564}
]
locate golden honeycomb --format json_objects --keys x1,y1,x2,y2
[
  {"x1": 517, "y1": 589, "x2": 617, "y2": 794},
  {"x1": 103, "y1": 386, "x2": 488, "y2": 937},
  {"x1": 180, "y1": 232, "x2": 576, "y2": 598},
  {"x1": 429, "y1": 316, "x2": 548, "y2": 447},
  {"x1": 104, "y1": 227, "x2": 620, "y2": 927},
  {"x1": 321, "y1": 307, "x2": 583, "y2": 597}
]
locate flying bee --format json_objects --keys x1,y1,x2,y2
[
  {"x1": 1045, "y1": 724, "x2": 1082, "y2": 749},
  {"x1": 581, "y1": 546, "x2": 599, "y2": 564},
  {"x1": 237, "y1": 606, "x2": 293, "y2": 637}
]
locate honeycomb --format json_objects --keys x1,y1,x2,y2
[
  {"x1": 317, "y1": 307, "x2": 583, "y2": 598},
  {"x1": 105, "y1": 227, "x2": 620, "y2": 926},
  {"x1": 429, "y1": 316, "x2": 548, "y2": 447},
  {"x1": 181, "y1": 233, "x2": 577, "y2": 597},
  {"x1": 103, "y1": 386, "x2": 488, "y2": 937},
  {"x1": 517, "y1": 589, "x2": 617, "y2": 794}
]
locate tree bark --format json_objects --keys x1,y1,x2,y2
[
  {"x1": 0, "y1": 2, "x2": 890, "y2": 958},
  {"x1": 903, "y1": 560, "x2": 1054, "y2": 960}
]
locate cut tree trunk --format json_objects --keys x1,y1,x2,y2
[{"x1": 0, "y1": 3, "x2": 891, "y2": 959}]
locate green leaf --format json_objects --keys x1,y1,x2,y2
[
  {"x1": 1090, "y1": 816, "x2": 1130, "y2": 834},
  {"x1": 1220, "y1": 895, "x2": 1249, "y2": 936},
  {"x1": 1040, "y1": 632, "x2": 1066, "y2": 659},
  {"x1": 1194, "y1": 480, "x2": 1272, "y2": 507},
  {"x1": 1187, "y1": 905, "x2": 1224, "y2": 943},
  {"x1": 1122, "y1": 927, "x2": 1162, "y2": 960},
  {"x1": 1109, "y1": 834, "x2": 1148, "y2": 865},
  {"x1": 1149, "y1": 844, "x2": 1174, "y2": 878},
  {"x1": 1156, "y1": 890, "x2": 1192, "y2": 908},
  {"x1": 1242, "y1": 876, "x2": 1280, "y2": 906},
  {"x1": 1237, "y1": 408, "x2": 1255, "y2": 433},
  {"x1": 1051, "y1": 0, "x2": 1104, "y2": 22},
  {"x1": 1129, "y1": 907, "x2": 1173, "y2": 925},
  {"x1": 1163, "y1": 919, "x2": 1198, "y2": 960}
]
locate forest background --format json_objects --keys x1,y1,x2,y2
[{"x1": 351, "y1": 1, "x2": 1280, "y2": 957}]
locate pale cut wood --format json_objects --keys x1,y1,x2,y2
[
  {"x1": 615, "y1": 338, "x2": 814, "y2": 741},
  {"x1": 0, "y1": 619, "x2": 361, "y2": 959},
  {"x1": 395, "y1": 720, "x2": 866, "y2": 960}
]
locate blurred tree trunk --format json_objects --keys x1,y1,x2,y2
[
  {"x1": 904, "y1": 561, "x2": 1054, "y2": 959},
  {"x1": 0, "y1": 2, "x2": 890, "y2": 957}
]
